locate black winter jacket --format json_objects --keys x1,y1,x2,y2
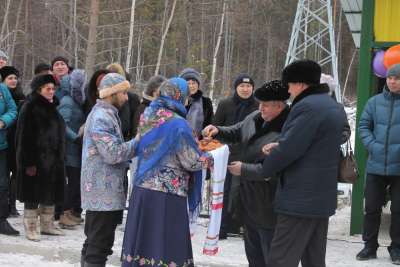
[
  {"x1": 213, "y1": 95, "x2": 258, "y2": 161},
  {"x1": 216, "y1": 107, "x2": 289, "y2": 228}
]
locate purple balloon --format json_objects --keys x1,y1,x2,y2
[{"x1": 373, "y1": 50, "x2": 387, "y2": 78}]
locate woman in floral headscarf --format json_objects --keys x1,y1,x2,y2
[{"x1": 121, "y1": 77, "x2": 213, "y2": 267}]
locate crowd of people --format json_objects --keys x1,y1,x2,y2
[{"x1": 0, "y1": 46, "x2": 399, "y2": 267}]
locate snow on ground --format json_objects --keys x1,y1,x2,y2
[{"x1": 0, "y1": 202, "x2": 394, "y2": 267}]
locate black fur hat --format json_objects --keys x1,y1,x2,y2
[
  {"x1": 254, "y1": 80, "x2": 290, "y2": 101},
  {"x1": 31, "y1": 74, "x2": 57, "y2": 92},
  {"x1": 282, "y1": 59, "x2": 321, "y2": 85},
  {"x1": 0, "y1": 66, "x2": 20, "y2": 81}
]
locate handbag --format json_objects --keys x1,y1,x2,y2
[{"x1": 338, "y1": 141, "x2": 358, "y2": 184}]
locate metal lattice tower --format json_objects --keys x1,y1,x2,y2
[{"x1": 286, "y1": 0, "x2": 341, "y2": 102}]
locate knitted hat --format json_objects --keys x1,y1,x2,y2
[
  {"x1": 51, "y1": 56, "x2": 69, "y2": 69},
  {"x1": 179, "y1": 68, "x2": 201, "y2": 86},
  {"x1": 233, "y1": 73, "x2": 255, "y2": 89},
  {"x1": 31, "y1": 74, "x2": 57, "y2": 92},
  {"x1": 0, "y1": 66, "x2": 20, "y2": 81},
  {"x1": 98, "y1": 73, "x2": 130, "y2": 99},
  {"x1": 254, "y1": 80, "x2": 290, "y2": 101},
  {"x1": 387, "y1": 64, "x2": 400, "y2": 78},
  {"x1": 0, "y1": 50, "x2": 8, "y2": 60},
  {"x1": 282, "y1": 59, "x2": 321, "y2": 85}
]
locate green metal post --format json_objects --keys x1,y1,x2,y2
[{"x1": 350, "y1": 0, "x2": 375, "y2": 235}]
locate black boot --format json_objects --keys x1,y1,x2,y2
[
  {"x1": 356, "y1": 246, "x2": 377, "y2": 261},
  {"x1": 0, "y1": 219, "x2": 20, "y2": 236}
]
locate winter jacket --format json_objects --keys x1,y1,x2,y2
[
  {"x1": 16, "y1": 93, "x2": 65, "y2": 204},
  {"x1": 216, "y1": 107, "x2": 289, "y2": 229},
  {"x1": 119, "y1": 91, "x2": 140, "y2": 140},
  {"x1": 213, "y1": 95, "x2": 258, "y2": 161},
  {"x1": 5, "y1": 85, "x2": 25, "y2": 174},
  {"x1": 359, "y1": 87, "x2": 400, "y2": 176},
  {"x1": 81, "y1": 100, "x2": 137, "y2": 211},
  {"x1": 0, "y1": 83, "x2": 17, "y2": 150},
  {"x1": 57, "y1": 95, "x2": 85, "y2": 168},
  {"x1": 243, "y1": 84, "x2": 347, "y2": 218}
]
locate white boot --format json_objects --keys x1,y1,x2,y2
[
  {"x1": 39, "y1": 205, "x2": 65, "y2": 236},
  {"x1": 23, "y1": 209, "x2": 40, "y2": 241}
]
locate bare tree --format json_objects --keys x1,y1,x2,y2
[
  {"x1": 9, "y1": 0, "x2": 25, "y2": 64},
  {"x1": 209, "y1": 1, "x2": 227, "y2": 100},
  {"x1": 73, "y1": 0, "x2": 79, "y2": 67},
  {"x1": 0, "y1": 0, "x2": 12, "y2": 48},
  {"x1": 125, "y1": 0, "x2": 136, "y2": 72},
  {"x1": 154, "y1": 0, "x2": 177, "y2": 75},
  {"x1": 85, "y1": 0, "x2": 100, "y2": 77}
]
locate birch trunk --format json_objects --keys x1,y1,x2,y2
[
  {"x1": 209, "y1": 1, "x2": 227, "y2": 100},
  {"x1": 125, "y1": 0, "x2": 136, "y2": 72},
  {"x1": 154, "y1": 0, "x2": 177, "y2": 75}
]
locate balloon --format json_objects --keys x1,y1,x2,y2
[
  {"x1": 384, "y1": 44, "x2": 400, "y2": 69},
  {"x1": 373, "y1": 50, "x2": 387, "y2": 78}
]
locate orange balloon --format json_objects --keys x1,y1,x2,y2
[{"x1": 384, "y1": 44, "x2": 400, "y2": 69}]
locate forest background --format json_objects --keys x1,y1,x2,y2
[{"x1": 0, "y1": 0, "x2": 358, "y2": 101}]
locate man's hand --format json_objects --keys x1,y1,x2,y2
[
  {"x1": 0, "y1": 120, "x2": 5, "y2": 129},
  {"x1": 227, "y1": 161, "x2": 242, "y2": 176},
  {"x1": 202, "y1": 125, "x2": 219, "y2": 139},
  {"x1": 262, "y1": 142, "x2": 279, "y2": 155},
  {"x1": 26, "y1": 166, "x2": 37, "y2": 177}
]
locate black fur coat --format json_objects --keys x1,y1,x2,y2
[{"x1": 16, "y1": 92, "x2": 65, "y2": 204}]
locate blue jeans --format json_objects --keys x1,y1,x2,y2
[{"x1": 0, "y1": 150, "x2": 9, "y2": 219}]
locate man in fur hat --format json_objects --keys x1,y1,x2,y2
[
  {"x1": 203, "y1": 80, "x2": 290, "y2": 267},
  {"x1": 227, "y1": 60, "x2": 347, "y2": 267}
]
